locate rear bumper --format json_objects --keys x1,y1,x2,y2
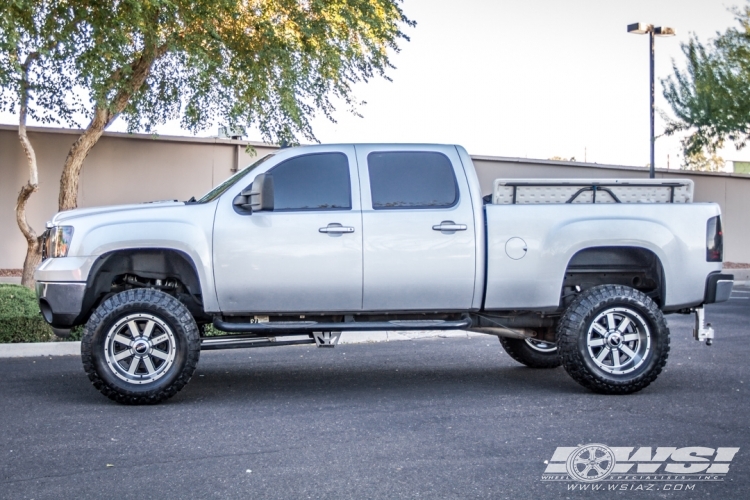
[
  {"x1": 35, "y1": 281, "x2": 86, "y2": 328},
  {"x1": 705, "y1": 272, "x2": 734, "y2": 304}
]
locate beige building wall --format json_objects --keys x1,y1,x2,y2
[
  {"x1": 0, "y1": 125, "x2": 276, "y2": 269},
  {"x1": 2, "y1": 125, "x2": 749, "y2": 269}
]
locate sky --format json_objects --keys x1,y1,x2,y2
[{"x1": 0, "y1": 0, "x2": 740, "y2": 170}]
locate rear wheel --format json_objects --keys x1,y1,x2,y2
[
  {"x1": 499, "y1": 336, "x2": 561, "y2": 368},
  {"x1": 81, "y1": 289, "x2": 200, "y2": 404},
  {"x1": 557, "y1": 285, "x2": 669, "y2": 394}
]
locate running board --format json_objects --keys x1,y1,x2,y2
[
  {"x1": 201, "y1": 334, "x2": 315, "y2": 351},
  {"x1": 212, "y1": 314, "x2": 472, "y2": 334}
]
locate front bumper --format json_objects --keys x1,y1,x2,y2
[
  {"x1": 34, "y1": 256, "x2": 96, "y2": 282},
  {"x1": 36, "y1": 281, "x2": 86, "y2": 328},
  {"x1": 704, "y1": 272, "x2": 734, "y2": 304}
]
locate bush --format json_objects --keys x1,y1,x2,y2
[
  {"x1": 202, "y1": 323, "x2": 225, "y2": 337},
  {"x1": 0, "y1": 284, "x2": 81, "y2": 343}
]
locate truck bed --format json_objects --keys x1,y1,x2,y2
[{"x1": 482, "y1": 194, "x2": 720, "y2": 312}]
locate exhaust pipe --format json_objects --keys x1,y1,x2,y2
[{"x1": 468, "y1": 327, "x2": 537, "y2": 340}]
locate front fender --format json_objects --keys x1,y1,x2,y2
[{"x1": 35, "y1": 201, "x2": 220, "y2": 312}]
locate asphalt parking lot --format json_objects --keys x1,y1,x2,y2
[{"x1": 1, "y1": 288, "x2": 749, "y2": 499}]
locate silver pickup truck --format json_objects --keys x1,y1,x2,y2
[{"x1": 35, "y1": 144, "x2": 733, "y2": 404}]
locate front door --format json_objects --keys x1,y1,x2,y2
[
  {"x1": 356, "y1": 145, "x2": 477, "y2": 311},
  {"x1": 213, "y1": 147, "x2": 363, "y2": 313}
]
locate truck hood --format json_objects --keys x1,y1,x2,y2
[{"x1": 51, "y1": 201, "x2": 184, "y2": 226}]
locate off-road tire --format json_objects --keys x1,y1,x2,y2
[
  {"x1": 499, "y1": 337, "x2": 561, "y2": 368},
  {"x1": 557, "y1": 285, "x2": 670, "y2": 394},
  {"x1": 81, "y1": 289, "x2": 200, "y2": 404}
]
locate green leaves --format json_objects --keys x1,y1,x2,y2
[
  {"x1": 662, "y1": 2, "x2": 750, "y2": 162},
  {"x1": 0, "y1": 0, "x2": 85, "y2": 127},
  {"x1": 1, "y1": 0, "x2": 413, "y2": 144}
]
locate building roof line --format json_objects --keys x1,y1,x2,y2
[
  {"x1": 469, "y1": 154, "x2": 750, "y2": 180},
  {"x1": 2, "y1": 123, "x2": 748, "y2": 180},
  {"x1": 0, "y1": 124, "x2": 277, "y2": 148}
]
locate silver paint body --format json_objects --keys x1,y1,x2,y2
[
  {"x1": 35, "y1": 144, "x2": 722, "y2": 316},
  {"x1": 36, "y1": 200, "x2": 220, "y2": 310},
  {"x1": 484, "y1": 203, "x2": 721, "y2": 310},
  {"x1": 212, "y1": 145, "x2": 364, "y2": 313},
  {"x1": 354, "y1": 144, "x2": 477, "y2": 311}
]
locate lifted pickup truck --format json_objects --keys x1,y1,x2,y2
[{"x1": 35, "y1": 144, "x2": 734, "y2": 404}]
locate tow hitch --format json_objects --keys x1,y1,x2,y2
[{"x1": 693, "y1": 307, "x2": 714, "y2": 346}]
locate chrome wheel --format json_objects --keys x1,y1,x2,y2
[
  {"x1": 104, "y1": 313, "x2": 177, "y2": 385},
  {"x1": 587, "y1": 307, "x2": 651, "y2": 375},
  {"x1": 524, "y1": 338, "x2": 557, "y2": 353},
  {"x1": 558, "y1": 285, "x2": 669, "y2": 394}
]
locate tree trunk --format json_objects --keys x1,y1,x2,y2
[
  {"x1": 20, "y1": 235, "x2": 43, "y2": 287},
  {"x1": 16, "y1": 182, "x2": 43, "y2": 289},
  {"x1": 58, "y1": 108, "x2": 111, "y2": 212},
  {"x1": 16, "y1": 53, "x2": 42, "y2": 289}
]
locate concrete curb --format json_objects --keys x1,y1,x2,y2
[
  {"x1": 0, "y1": 330, "x2": 489, "y2": 358},
  {"x1": 0, "y1": 341, "x2": 80, "y2": 358}
]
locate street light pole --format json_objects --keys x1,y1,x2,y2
[
  {"x1": 650, "y1": 29, "x2": 655, "y2": 179},
  {"x1": 628, "y1": 23, "x2": 675, "y2": 179}
]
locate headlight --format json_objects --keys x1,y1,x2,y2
[{"x1": 43, "y1": 226, "x2": 74, "y2": 259}]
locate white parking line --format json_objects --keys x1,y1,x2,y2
[{"x1": 730, "y1": 297, "x2": 750, "y2": 300}]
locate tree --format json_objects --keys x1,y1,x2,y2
[
  {"x1": 662, "y1": 2, "x2": 750, "y2": 166},
  {"x1": 682, "y1": 149, "x2": 726, "y2": 172},
  {"x1": 1, "y1": 1, "x2": 84, "y2": 287},
  {"x1": 1, "y1": 0, "x2": 413, "y2": 287}
]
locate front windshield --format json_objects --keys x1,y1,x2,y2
[{"x1": 195, "y1": 153, "x2": 275, "y2": 203}]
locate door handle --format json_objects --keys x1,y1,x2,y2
[
  {"x1": 319, "y1": 223, "x2": 355, "y2": 234},
  {"x1": 432, "y1": 221, "x2": 467, "y2": 232}
]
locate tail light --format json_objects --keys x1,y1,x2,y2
[{"x1": 706, "y1": 216, "x2": 723, "y2": 262}]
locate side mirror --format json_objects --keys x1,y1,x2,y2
[
  {"x1": 248, "y1": 173, "x2": 274, "y2": 212},
  {"x1": 232, "y1": 173, "x2": 275, "y2": 213}
]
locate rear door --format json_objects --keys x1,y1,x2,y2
[{"x1": 355, "y1": 145, "x2": 477, "y2": 311}]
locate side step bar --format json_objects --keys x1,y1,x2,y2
[
  {"x1": 212, "y1": 314, "x2": 472, "y2": 334},
  {"x1": 201, "y1": 334, "x2": 316, "y2": 351}
]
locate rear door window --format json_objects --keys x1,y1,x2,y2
[
  {"x1": 270, "y1": 153, "x2": 351, "y2": 211},
  {"x1": 367, "y1": 152, "x2": 458, "y2": 209}
]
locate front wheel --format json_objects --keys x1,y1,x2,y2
[
  {"x1": 557, "y1": 285, "x2": 670, "y2": 394},
  {"x1": 81, "y1": 289, "x2": 201, "y2": 404}
]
